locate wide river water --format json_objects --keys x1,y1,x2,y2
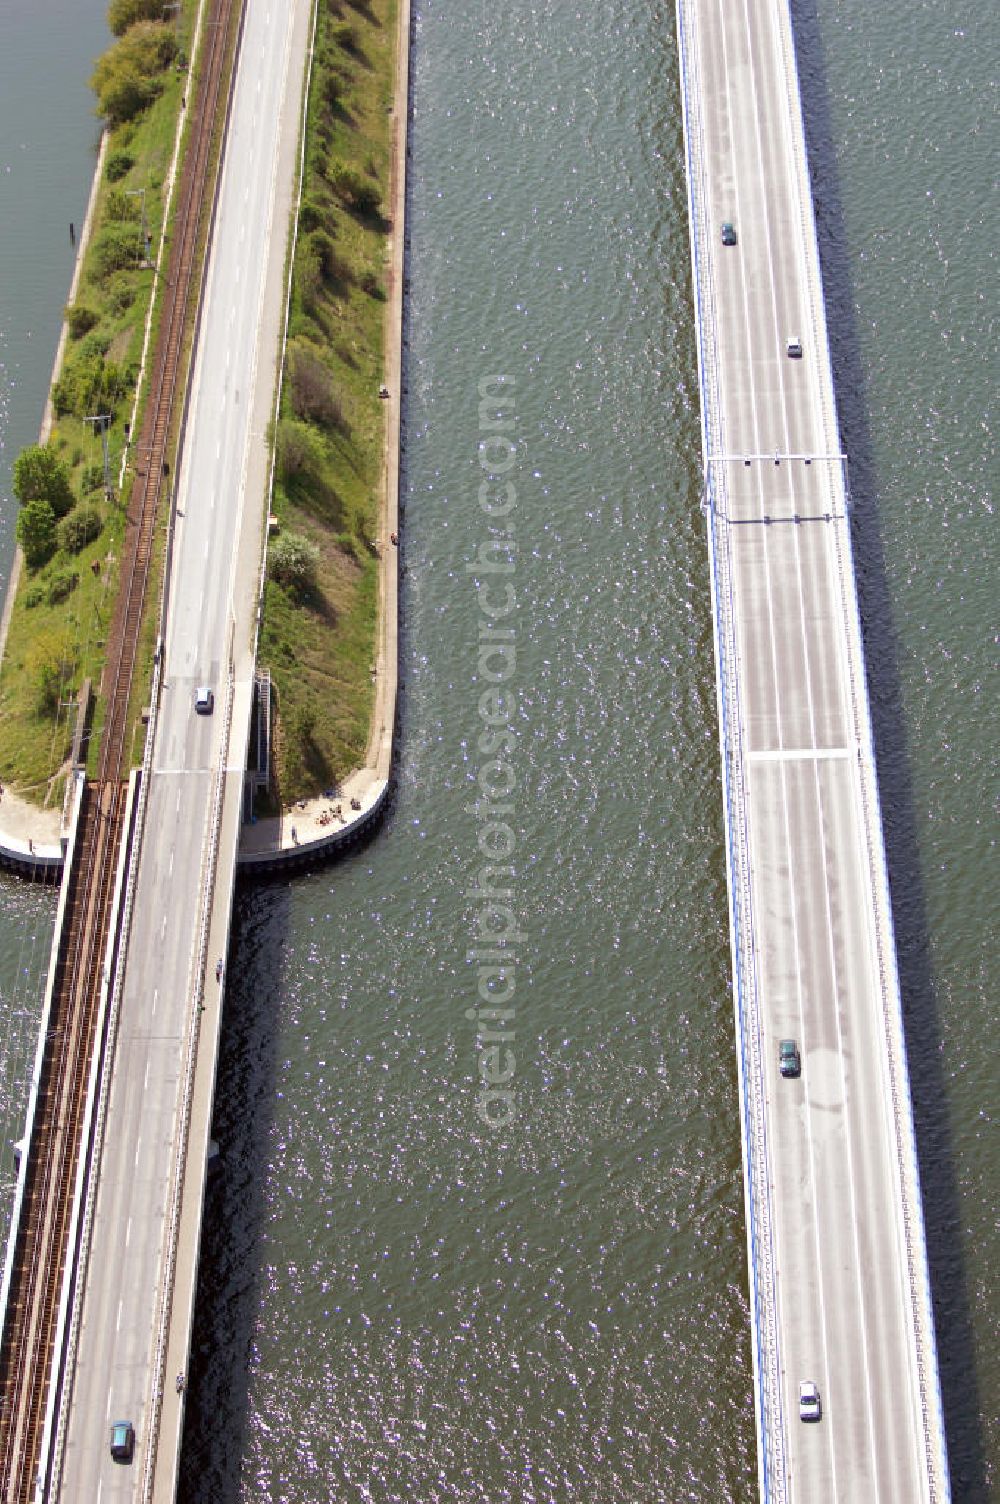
[{"x1": 0, "y1": 1, "x2": 994, "y2": 1499}]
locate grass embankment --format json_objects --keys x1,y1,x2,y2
[
  {"x1": 261, "y1": 0, "x2": 397, "y2": 805},
  {"x1": 0, "y1": 2, "x2": 200, "y2": 807}
]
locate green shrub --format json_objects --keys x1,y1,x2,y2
[
  {"x1": 289, "y1": 343, "x2": 344, "y2": 430},
  {"x1": 46, "y1": 570, "x2": 80, "y2": 605},
  {"x1": 105, "y1": 273, "x2": 137, "y2": 315},
  {"x1": 58, "y1": 504, "x2": 103, "y2": 555},
  {"x1": 296, "y1": 239, "x2": 324, "y2": 314},
  {"x1": 269, "y1": 532, "x2": 320, "y2": 594},
  {"x1": 276, "y1": 419, "x2": 324, "y2": 486},
  {"x1": 105, "y1": 148, "x2": 134, "y2": 182},
  {"x1": 298, "y1": 197, "x2": 324, "y2": 235},
  {"x1": 359, "y1": 266, "x2": 383, "y2": 299},
  {"x1": 24, "y1": 584, "x2": 45, "y2": 610},
  {"x1": 16, "y1": 499, "x2": 58, "y2": 569},
  {"x1": 328, "y1": 159, "x2": 381, "y2": 215},
  {"x1": 66, "y1": 303, "x2": 99, "y2": 339},
  {"x1": 81, "y1": 463, "x2": 106, "y2": 495},
  {"x1": 331, "y1": 22, "x2": 358, "y2": 52},
  {"x1": 320, "y1": 69, "x2": 341, "y2": 111},
  {"x1": 309, "y1": 228, "x2": 352, "y2": 286},
  {"x1": 92, "y1": 224, "x2": 143, "y2": 279},
  {"x1": 52, "y1": 350, "x2": 126, "y2": 420},
  {"x1": 26, "y1": 629, "x2": 78, "y2": 714},
  {"x1": 105, "y1": 188, "x2": 142, "y2": 222}
]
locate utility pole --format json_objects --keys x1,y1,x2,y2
[
  {"x1": 84, "y1": 414, "x2": 113, "y2": 498},
  {"x1": 124, "y1": 186, "x2": 149, "y2": 267}
]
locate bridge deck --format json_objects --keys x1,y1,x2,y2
[{"x1": 675, "y1": 2, "x2": 949, "y2": 1501}]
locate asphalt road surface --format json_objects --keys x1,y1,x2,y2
[
  {"x1": 683, "y1": 1, "x2": 942, "y2": 1501},
  {"x1": 57, "y1": 1, "x2": 305, "y2": 1496}
]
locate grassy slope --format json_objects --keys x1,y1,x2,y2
[
  {"x1": 261, "y1": 0, "x2": 396, "y2": 806},
  {"x1": 0, "y1": 5, "x2": 198, "y2": 806}
]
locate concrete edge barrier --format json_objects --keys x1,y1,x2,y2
[
  {"x1": 237, "y1": 776, "x2": 392, "y2": 875},
  {"x1": 673, "y1": 7, "x2": 786, "y2": 1502},
  {"x1": 0, "y1": 835, "x2": 62, "y2": 879}
]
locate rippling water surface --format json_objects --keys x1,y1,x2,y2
[
  {"x1": 0, "y1": 0, "x2": 994, "y2": 1499},
  {"x1": 0, "y1": 0, "x2": 107, "y2": 1243}
]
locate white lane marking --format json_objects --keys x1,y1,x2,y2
[
  {"x1": 152, "y1": 987, "x2": 158, "y2": 1017},
  {"x1": 125, "y1": 1217, "x2": 132, "y2": 1249},
  {"x1": 134, "y1": 1141, "x2": 141, "y2": 1169},
  {"x1": 116, "y1": 1297, "x2": 123, "y2": 1332},
  {"x1": 144, "y1": 1061, "x2": 150, "y2": 1093},
  {"x1": 161, "y1": 914, "x2": 167, "y2": 940},
  {"x1": 749, "y1": 746, "x2": 851, "y2": 763},
  {"x1": 169, "y1": 849, "x2": 175, "y2": 877},
  {"x1": 716, "y1": 0, "x2": 839, "y2": 1485}
]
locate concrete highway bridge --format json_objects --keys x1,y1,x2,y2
[{"x1": 676, "y1": 1, "x2": 950, "y2": 1500}]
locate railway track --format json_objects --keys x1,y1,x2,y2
[{"x1": 0, "y1": 1, "x2": 238, "y2": 1495}]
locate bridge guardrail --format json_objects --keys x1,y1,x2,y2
[
  {"x1": 675, "y1": 5, "x2": 788, "y2": 1500},
  {"x1": 48, "y1": 644, "x2": 163, "y2": 1497},
  {"x1": 778, "y1": 0, "x2": 949, "y2": 1487},
  {"x1": 829, "y1": 513, "x2": 951, "y2": 1500}
]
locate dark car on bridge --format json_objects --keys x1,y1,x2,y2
[
  {"x1": 110, "y1": 1419, "x2": 135, "y2": 1462},
  {"x1": 721, "y1": 221, "x2": 737, "y2": 246},
  {"x1": 779, "y1": 1039, "x2": 801, "y2": 1078}
]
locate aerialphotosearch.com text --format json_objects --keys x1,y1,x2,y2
[{"x1": 466, "y1": 373, "x2": 520, "y2": 1131}]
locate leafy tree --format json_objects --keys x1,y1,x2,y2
[
  {"x1": 269, "y1": 532, "x2": 320, "y2": 594},
  {"x1": 13, "y1": 445, "x2": 75, "y2": 517},
  {"x1": 16, "y1": 499, "x2": 58, "y2": 569},
  {"x1": 58, "y1": 504, "x2": 103, "y2": 555},
  {"x1": 107, "y1": 0, "x2": 169, "y2": 37},
  {"x1": 91, "y1": 23, "x2": 177, "y2": 125}
]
